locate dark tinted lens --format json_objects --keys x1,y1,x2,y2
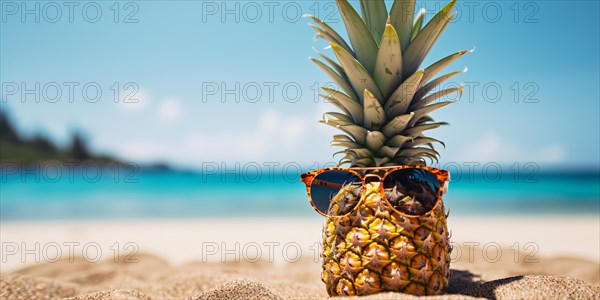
[
  {"x1": 383, "y1": 168, "x2": 440, "y2": 215},
  {"x1": 310, "y1": 170, "x2": 362, "y2": 216}
]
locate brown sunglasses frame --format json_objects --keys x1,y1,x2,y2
[{"x1": 301, "y1": 166, "x2": 450, "y2": 218}]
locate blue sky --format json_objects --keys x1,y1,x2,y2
[{"x1": 1, "y1": 0, "x2": 599, "y2": 169}]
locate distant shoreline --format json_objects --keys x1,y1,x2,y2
[{"x1": 0, "y1": 160, "x2": 173, "y2": 172}]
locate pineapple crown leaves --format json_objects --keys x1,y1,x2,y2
[{"x1": 307, "y1": 0, "x2": 469, "y2": 167}]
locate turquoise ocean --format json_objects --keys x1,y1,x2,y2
[{"x1": 1, "y1": 166, "x2": 599, "y2": 220}]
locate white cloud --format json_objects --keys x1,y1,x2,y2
[
  {"x1": 537, "y1": 145, "x2": 566, "y2": 163},
  {"x1": 460, "y1": 133, "x2": 519, "y2": 162},
  {"x1": 116, "y1": 140, "x2": 172, "y2": 163},
  {"x1": 157, "y1": 98, "x2": 182, "y2": 122},
  {"x1": 183, "y1": 109, "x2": 309, "y2": 161},
  {"x1": 458, "y1": 133, "x2": 566, "y2": 163},
  {"x1": 113, "y1": 109, "x2": 319, "y2": 167},
  {"x1": 117, "y1": 88, "x2": 150, "y2": 111}
]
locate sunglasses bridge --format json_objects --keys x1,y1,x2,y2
[{"x1": 363, "y1": 173, "x2": 384, "y2": 184}]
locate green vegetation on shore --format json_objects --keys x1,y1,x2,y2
[{"x1": 0, "y1": 110, "x2": 120, "y2": 164}]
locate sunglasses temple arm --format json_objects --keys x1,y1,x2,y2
[{"x1": 311, "y1": 179, "x2": 344, "y2": 189}]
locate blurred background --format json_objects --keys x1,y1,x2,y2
[{"x1": 1, "y1": 0, "x2": 599, "y2": 221}]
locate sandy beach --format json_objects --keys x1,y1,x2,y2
[{"x1": 1, "y1": 216, "x2": 599, "y2": 299}]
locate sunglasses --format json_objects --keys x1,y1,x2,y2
[{"x1": 301, "y1": 166, "x2": 450, "y2": 217}]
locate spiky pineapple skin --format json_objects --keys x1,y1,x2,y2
[{"x1": 321, "y1": 182, "x2": 451, "y2": 296}]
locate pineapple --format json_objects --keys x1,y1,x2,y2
[{"x1": 307, "y1": 0, "x2": 468, "y2": 296}]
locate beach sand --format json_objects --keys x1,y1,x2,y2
[{"x1": 1, "y1": 217, "x2": 599, "y2": 299}]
